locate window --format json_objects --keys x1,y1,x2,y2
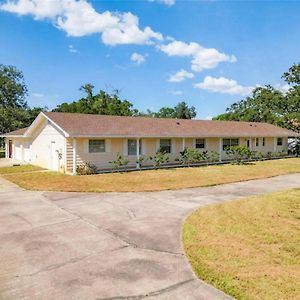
[
  {"x1": 128, "y1": 139, "x2": 142, "y2": 155},
  {"x1": 160, "y1": 139, "x2": 171, "y2": 153},
  {"x1": 255, "y1": 138, "x2": 259, "y2": 147},
  {"x1": 89, "y1": 139, "x2": 105, "y2": 153},
  {"x1": 262, "y1": 138, "x2": 265, "y2": 147},
  {"x1": 223, "y1": 138, "x2": 239, "y2": 150},
  {"x1": 277, "y1": 138, "x2": 283, "y2": 146},
  {"x1": 195, "y1": 138, "x2": 206, "y2": 149}
]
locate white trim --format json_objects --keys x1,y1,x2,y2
[
  {"x1": 274, "y1": 137, "x2": 277, "y2": 152},
  {"x1": 23, "y1": 112, "x2": 69, "y2": 138},
  {"x1": 219, "y1": 138, "x2": 222, "y2": 162},
  {"x1": 171, "y1": 138, "x2": 176, "y2": 154},
  {"x1": 72, "y1": 138, "x2": 77, "y2": 175},
  {"x1": 156, "y1": 139, "x2": 160, "y2": 152},
  {"x1": 123, "y1": 139, "x2": 128, "y2": 156},
  {"x1": 182, "y1": 138, "x2": 185, "y2": 151}
]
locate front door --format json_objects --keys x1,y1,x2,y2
[{"x1": 8, "y1": 140, "x2": 12, "y2": 158}]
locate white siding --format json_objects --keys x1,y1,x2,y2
[{"x1": 30, "y1": 119, "x2": 66, "y2": 171}]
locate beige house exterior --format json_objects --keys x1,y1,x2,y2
[{"x1": 2, "y1": 112, "x2": 298, "y2": 175}]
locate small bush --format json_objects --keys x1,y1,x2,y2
[
  {"x1": 149, "y1": 151, "x2": 170, "y2": 168},
  {"x1": 76, "y1": 162, "x2": 98, "y2": 175},
  {"x1": 109, "y1": 153, "x2": 129, "y2": 171},
  {"x1": 209, "y1": 151, "x2": 220, "y2": 162},
  {"x1": 136, "y1": 156, "x2": 148, "y2": 168},
  {"x1": 226, "y1": 146, "x2": 253, "y2": 164},
  {"x1": 0, "y1": 150, "x2": 5, "y2": 158},
  {"x1": 178, "y1": 148, "x2": 202, "y2": 166}
]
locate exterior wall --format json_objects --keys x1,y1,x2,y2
[{"x1": 29, "y1": 119, "x2": 66, "y2": 171}]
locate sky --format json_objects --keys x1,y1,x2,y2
[{"x1": 0, "y1": 0, "x2": 299, "y2": 119}]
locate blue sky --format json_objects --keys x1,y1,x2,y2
[{"x1": 0, "y1": 0, "x2": 299, "y2": 119}]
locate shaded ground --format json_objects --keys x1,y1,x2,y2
[
  {"x1": 3, "y1": 157, "x2": 300, "y2": 192},
  {"x1": 183, "y1": 189, "x2": 300, "y2": 300},
  {"x1": 0, "y1": 173, "x2": 300, "y2": 299}
]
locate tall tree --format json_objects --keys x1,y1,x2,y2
[
  {"x1": 214, "y1": 63, "x2": 300, "y2": 132},
  {"x1": 0, "y1": 64, "x2": 28, "y2": 109},
  {"x1": 53, "y1": 85, "x2": 138, "y2": 116}
]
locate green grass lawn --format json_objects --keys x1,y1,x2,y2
[
  {"x1": 0, "y1": 164, "x2": 43, "y2": 174},
  {"x1": 183, "y1": 189, "x2": 300, "y2": 300},
  {"x1": 1, "y1": 158, "x2": 300, "y2": 192}
]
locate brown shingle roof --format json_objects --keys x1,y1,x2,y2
[
  {"x1": 43, "y1": 112, "x2": 300, "y2": 138},
  {"x1": 2, "y1": 127, "x2": 28, "y2": 136}
]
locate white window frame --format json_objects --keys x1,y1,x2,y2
[
  {"x1": 159, "y1": 139, "x2": 172, "y2": 153},
  {"x1": 88, "y1": 139, "x2": 105, "y2": 153},
  {"x1": 255, "y1": 138, "x2": 259, "y2": 147},
  {"x1": 222, "y1": 138, "x2": 239, "y2": 151},
  {"x1": 277, "y1": 137, "x2": 283, "y2": 146},
  {"x1": 127, "y1": 139, "x2": 142, "y2": 156},
  {"x1": 195, "y1": 138, "x2": 206, "y2": 149}
]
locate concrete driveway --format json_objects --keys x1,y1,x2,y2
[{"x1": 1, "y1": 173, "x2": 300, "y2": 300}]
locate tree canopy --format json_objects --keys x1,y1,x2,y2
[
  {"x1": 214, "y1": 63, "x2": 300, "y2": 132},
  {"x1": 139, "y1": 101, "x2": 196, "y2": 119},
  {"x1": 0, "y1": 64, "x2": 46, "y2": 135},
  {"x1": 53, "y1": 84, "x2": 139, "y2": 116}
]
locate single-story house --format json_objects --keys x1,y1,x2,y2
[{"x1": 2, "y1": 112, "x2": 299, "y2": 174}]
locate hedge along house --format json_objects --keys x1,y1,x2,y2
[{"x1": 2, "y1": 112, "x2": 299, "y2": 175}]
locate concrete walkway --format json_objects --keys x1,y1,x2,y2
[{"x1": 0, "y1": 173, "x2": 300, "y2": 299}]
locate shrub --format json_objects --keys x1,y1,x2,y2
[
  {"x1": 136, "y1": 156, "x2": 148, "y2": 168},
  {"x1": 149, "y1": 151, "x2": 170, "y2": 168},
  {"x1": 109, "y1": 153, "x2": 129, "y2": 171},
  {"x1": 226, "y1": 146, "x2": 253, "y2": 164},
  {"x1": 209, "y1": 151, "x2": 220, "y2": 162},
  {"x1": 178, "y1": 148, "x2": 202, "y2": 166},
  {"x1": 76, "y1": 162, "x2": 98, "y2": 175}
]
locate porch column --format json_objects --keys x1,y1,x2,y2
[
  {"x1": 273, "y1": 137, "x2": 277, "y2": 152},
  {"x1": 5, "y1": 140, "x2": 8, "y2": 158},
  {"x1": 219, "y1": 138, "x2": 223, "y2": 162},
  {"x1": 136, "y1": 138, "x2": 140, "y2": 169},
  {"x1": 20, "y1": 142, "x2": 24, "y2": 162},
  {"x1": 72, "y1": 138, "x2": 77, "y2": 175},
  {"x1": 249, "y1": 138, "x2": 252, "y2": 150},
  {"x1": 182, "y1": 138, "x2": 186, "y2": 151}
]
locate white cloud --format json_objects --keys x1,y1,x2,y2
[
  {"x1": 158, "y1": 40, "x2": 236, "y2": 72},
  {"x1": 275, "y1": 83, "x2": 290, "y2": 94},
  {"x1": 131, "y1": 52, "x2": 146, "y2": 65},
  {"x1": 168, "y1": 69, "x2": 194, "y2": 82},
  {"x1": 0, "y1": 0, "x2": 163, "y2": 45},
  {"x1": 194, "y1": 76, "x2": 253, "y2": 96},
  {"x1": 205, "y1": 115, "x2": 212, "y2": 120},
  {"x1": 149, "y1": 0, "x2": 176, "y2": 6},
  {"x1": 169, "y1": 90, "x2": 183, "y2": 96},
  {"x1": 32, "y1": 92, "x2": 44, "y2": 97},
  {"x1": 68, "y1": 44, "x2": 79, "y2": 53}
]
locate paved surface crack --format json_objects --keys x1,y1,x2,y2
[{"x1": 96, "y1": 279, "x2": 195, "y2": 300}]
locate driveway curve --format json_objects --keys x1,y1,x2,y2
[{"x1": 1, "y1": 173, "x2": 300, "y2": 299}]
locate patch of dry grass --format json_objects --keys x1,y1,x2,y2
[
  {"x1": 0, "y1": 164, "x2": 43, "y2": 174},
  {"x1": 2, "y1": 158, "x2": 300, "y2": 193},
  {"x1": 183, "y1": 189, "x2": 300, "y2": 300}
]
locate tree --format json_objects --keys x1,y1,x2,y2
[
  {"x1": 214, "y1": 63, "x2": 300, "y2": 132},
  {"x1": 54, "y1": 85, "x2": 139, "y2": 116},
  {"x1": 140, "y1": 101, "x2": 197, "y2": 119},
  {"x1": 0, "y1": 64, "x2": 28, "y2": 109},
  {"x1": 282, "y1": 63, "x2": 300, "y2": 85},
  {"x1": 174, "y1": 101, "x2": 196, "y2": 119}
]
